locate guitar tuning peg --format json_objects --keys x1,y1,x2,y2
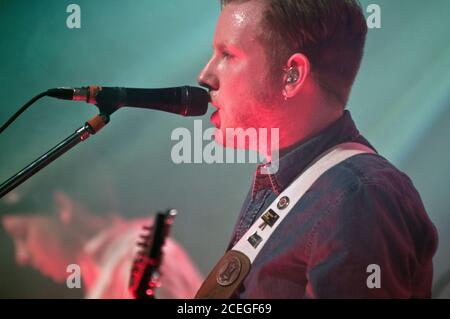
[
  {"x1": 136, "y1": 241, "x2": 148, "y2": 247},
  {"x1": 145, "y1": 289, "x2": 155, "y2": 297}
]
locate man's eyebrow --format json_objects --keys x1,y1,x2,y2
[{"x1": 213, "y1": 42, "x2": 242, "y2": 54}]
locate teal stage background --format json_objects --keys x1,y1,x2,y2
[{"x1": 0, "y1": 0, "x2": 449, "y2": 298}]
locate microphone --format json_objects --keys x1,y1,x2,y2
[{"x1": 46, "y1": 86, "x2": 209, "y2": 116}]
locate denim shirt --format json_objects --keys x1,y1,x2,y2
[{"x1": 227, "y1": 111, "x2": 438, "y2": 298}]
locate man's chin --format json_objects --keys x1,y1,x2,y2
[
  {"x1": 213, "y1": 128, "x2": 226, "y2": 146},
  {"x1": 213, "y1": 127, "x2": 255, "y2": 150}
]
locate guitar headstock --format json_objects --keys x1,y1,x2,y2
[{"x1": 129, "y1": 208, "x2": 177, "y2": 299}]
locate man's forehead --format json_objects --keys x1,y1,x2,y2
[{"x1": 213, "y1": 1, "x2": 265, "y2": 49}]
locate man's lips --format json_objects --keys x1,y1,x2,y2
[
  {"x1": 209, "y1": 97, "x2": 221, "y2": 127},
  {"x1": 210, "y1": 110, "x2": 221, "y2": 128}
]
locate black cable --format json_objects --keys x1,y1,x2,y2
[{"x1": 0, "y1": 91, "x2": 48, "y2": 135}]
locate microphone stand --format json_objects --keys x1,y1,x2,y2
[{"x1": 0, "y1": 113, "x2": 111, "y2": 198}]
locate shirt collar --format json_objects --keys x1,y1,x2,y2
[{"x1": 251, "y1": 110, "x2": 369, "y2": 197}]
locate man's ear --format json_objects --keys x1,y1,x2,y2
[{"x1": 283, "y1": 53, "x2": 311, "y2": 99}]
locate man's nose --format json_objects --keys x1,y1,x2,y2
[{"x1": 197, "y1": 59, "x2": 218, "y2": 91}]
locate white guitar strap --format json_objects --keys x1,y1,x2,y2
[
  {"x1": 195, "y1": 142, "x2": 376, "y2": 299},
  {"x1": 233, "y1": 142, "x2": 375, "y2": 262}
]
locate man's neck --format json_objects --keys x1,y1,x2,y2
[{"x1": 264, "y1": 106, "x2": 344, "y2": 162}]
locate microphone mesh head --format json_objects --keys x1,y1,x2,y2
[{"x1": 185, "y1": 87, "x2": 209, "y2": 116}]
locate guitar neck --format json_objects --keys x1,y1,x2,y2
[{"x1": 130, "y1": 209, "x2": 177, "y2": 299}]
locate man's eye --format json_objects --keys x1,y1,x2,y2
[{"x1": 222, "y1": 51, "x2": 233, "y2": 59}]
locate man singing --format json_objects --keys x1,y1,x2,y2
[{"x1": 196, "y1": 0, "x2": 438, "y2": 298}]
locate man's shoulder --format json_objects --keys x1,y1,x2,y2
[
  {"x1": 319, "y1": 151, "x2": 416, "y2": 195},
  {"x1": 304, "y1": 151, "x2": 438, "y2": 266},
  {"x1": 308, "y1": 151, "x2": 429, "y2": 223}
]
